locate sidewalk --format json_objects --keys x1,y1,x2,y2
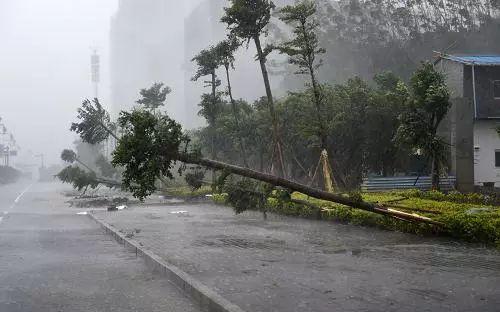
[{"x1": 93, "y1": 203, "x2": 500, "y2": 312}]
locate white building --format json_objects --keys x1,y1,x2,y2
[{"x1": 437, "y1": 54, "x2": 500, "y2": 190}]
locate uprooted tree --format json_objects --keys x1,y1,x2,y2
[
  {"x1": 61, "y1": 96, "x2": 442, "y2": 226},
  {"x1": 58, "y1": 148, "x2": 120, "y2": 194}
]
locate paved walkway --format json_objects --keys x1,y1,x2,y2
[
  {"x1": 0, "y1": 182, "x2": 200, "y2": 312},
  {"x1": 93, "y1": 203, "x2": 500, "y2": 312}
]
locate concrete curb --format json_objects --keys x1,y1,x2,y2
[{"x1": 87, "y1": 212, "x2": 246, "y2": 312}]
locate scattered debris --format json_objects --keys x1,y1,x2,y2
[
  {"x1": 112, "y1": 197, "x2": 129, "y2": 204},
  {"x1": 67, "y1": 196, "x2": 129, "y2": 208},
  {"x1": 107, "y1": 205, "x2": 128, "y2": 212}
]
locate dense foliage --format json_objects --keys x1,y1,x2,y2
[
  {"x1": 395, "y1": 62, "x2": 451, "y2": 189},
  {"x1": 70, "y1": 99, "x2": 116, "y2": 144},
  {"x1": 56, "y1": 166, "x2": 100, "y2": 192},
  {"x1": 136, "y1": 83, "x2": 171, "y2": 111},
  {"x1": 112, "y1": 110, "x2": 189, "y2": 199},
  {"x1": 194, "y1": 70, "x2": 426, "y2": 188}
]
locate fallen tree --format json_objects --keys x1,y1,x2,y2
[
  {"x1": 179, "y1": 155, "x2": 442, "y2": 225},
  {"x1": 65, "y1": 99, "x2": 442, "y2": 226}
]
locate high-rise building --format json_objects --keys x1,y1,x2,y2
[
  {"x1": 110, "y1": 0, "x2": 186, "y2": 123},
  {"x1": 110, "y1": 0, "x2": 291, "y2": 129}
]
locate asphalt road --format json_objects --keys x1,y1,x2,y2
[
  {"x1": 0, "y1": 181, "x2": 200, "y2": 312},
  {"x1": 95, "y1": 203, "x2": 500, "y2": 312}
]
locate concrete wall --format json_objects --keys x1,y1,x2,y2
[
  {"x1": 439, "y1": 59, "x2": 464, "y2": 98},
  {"x1": 473, "y1": 119, "x2": 500, "y2": 186},
  {"x1": 438, "y1": 59, "x2": 475, "y2": 191},
  {"x1": 438, "y1": 59, "x2": 465, "y2": 180},
  {"x1": 453, "y1": 98, "x2": 475, "y2": 192}
]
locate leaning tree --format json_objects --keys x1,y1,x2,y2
[
  {"x1": 221, "y1": 0, "x2": 286, "y2": 178},
  {"x1": 277, "y1": 0, "x2": 335, "y2": 192},
  {"x1": 192, "y1": 47, "x2": 224, "y2": 185},
  {"x1": 214, "y1": 36, "x2": 249, "y2": 168}
]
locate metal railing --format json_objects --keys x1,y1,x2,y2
[{"x1": 361, "y1": 176, "x2": 456, "y2": 192}]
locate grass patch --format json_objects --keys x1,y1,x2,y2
[{"x1": 213, "y1": 190, "x2": 500, "y2": 246}]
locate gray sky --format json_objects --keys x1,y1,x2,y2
[
  {"x1": 0, "y1": 0, "x2": 202, "y2": 166},
  {"x1": 0, "y1": 0, "x2": 118, "y2": 165}
]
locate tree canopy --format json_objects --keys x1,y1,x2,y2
[
  {"x1": 136, "y1": 82, "x2": 171, "y2": 111},
  {"x1": 221, "y1": 0, "x2": 275, "y2": 41}
]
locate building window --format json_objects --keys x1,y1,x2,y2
[
  {"x1": 494, "y1": 80, "x2": 500, "y2": 99},
  {"x1": 496, "y1": 150, "x2": 500, "y2": 167}
]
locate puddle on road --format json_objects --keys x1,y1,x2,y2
[
  {"x1": 158, "y1": 196, "x2": 185, "y2": 204},
  {"x1": 193, "y1": 236, "x2": 286, "y2": 250},
  {"x1": 76, "y1": 208, "x2": 108, "y2": 216}
]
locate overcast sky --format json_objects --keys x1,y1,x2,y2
[{"x1": 0, "y1": 0, "x2": 202, "y2": 166}]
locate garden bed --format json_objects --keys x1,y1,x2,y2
[{"x1": 214, "y1": 190, "x2": 500, "y2": 246}]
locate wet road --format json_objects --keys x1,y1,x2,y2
[
  {"x1": 94, "y1": 203, "x2": 500, "y2": 312},
  {"x1": 0, "y1": 181, "x2": 200, "y2": 312}
]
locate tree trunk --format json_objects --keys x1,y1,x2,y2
[
  {"x1": 320, "y1": 149, "x2": 334, "y2": 193},
  {"x1": 259, "y1": 147, "x2": 265, "y2": 173},
  {"x1": 211, "y1": 71, "x2": 217, "y2": 186},
  {"x1": 310, "y1": 67, "x2": 334, "y2": 192},
  {"x1": 177, "y1": 153, "x2": 443, "y2": 226},
  {"x1": 253, "y1": 35, "x2": 286, "y2": 178},
  {"x1": 224, "y1": 65, "x2": 249, "y2": 168},
  {"x1": 431, "y1": 154, "x2": 440, "y2": 191},
  {"x1": 301, "y1": 19, "x2": 334, "y2": 192}
]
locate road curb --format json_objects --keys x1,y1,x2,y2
[{"x1": 87, "y1": 212, "x2": 246, "y2": 312}]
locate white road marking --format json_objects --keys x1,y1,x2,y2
[
  {"x1": 14, "y1": 184, "x2": 32, "y2": 203},
  {"x1": 1, "y1": 184, "x2": 33, "y2": 224}
]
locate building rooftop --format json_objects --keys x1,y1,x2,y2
[{"x1": 439, "y1": 54, "x2": 500, "y2": 66}]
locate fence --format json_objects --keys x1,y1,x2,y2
[{"x1": 361, "y1": 176, "x2": 456, "y2": 193}]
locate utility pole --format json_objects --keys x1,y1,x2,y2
[
  {"x1": 91, "y1": 49, "x2": 100, "y2": 99},
  {"x1": 90, "y1": 49, "x2": 110, "y2": 157},
  {"x1": 35, "y1": 153, "x2": 44, "y2": 169}
]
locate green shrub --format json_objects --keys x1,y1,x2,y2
[{"x1": 212, "y1": 189, "x2": 500, "y2": 247}]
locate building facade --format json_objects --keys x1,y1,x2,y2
[
  {"x1": 110, "y1": 0, "x2": 187, "y2": 123},
  {"x1": 438, "y1": 54, "x2": 500, "y2": 190}
]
